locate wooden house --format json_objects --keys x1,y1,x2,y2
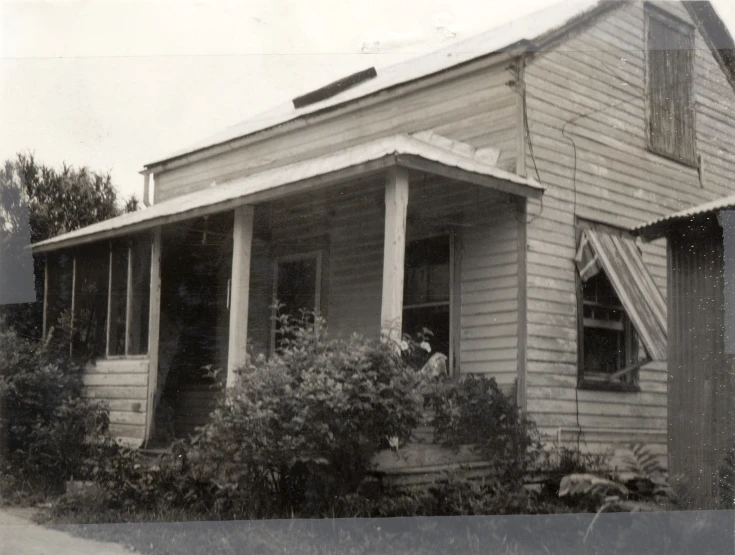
[
  {"x1": 637, "y1": 196, "x2": 735, "y2": 509},
  {"x1": 31, "y1": 0, "x2": 735, "y2": 479}
]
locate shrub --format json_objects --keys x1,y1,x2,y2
[
  {"x1": 150, "y1": 312, "x2": 429, "y2": 517},
  {"x1": 428, "y1": 374, "x2": 540, "y2": 484},
  {"x1": 0, "y1": 326, "x2": 110, "y2": 494}
]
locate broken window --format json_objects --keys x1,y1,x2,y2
[
  {"x1": 575, "y1": 227, "x2": 666, "y2": 391},
  {"x1": 646, "y1": 5, "x2": 696, "y2": 164},
  {"x1": 403, "y1": 235, "x2": 451, "y2": 358},
  {"x1": 581, "y1": 271, "x2": 640, "y2": 385}
]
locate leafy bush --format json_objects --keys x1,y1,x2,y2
[
  {"x1": 429, "y1": 374, "x2": 540, "y2": 484},
  {"x1": 98, "y1": 313, "x2": 430, "y2": 518},
  {"x1": 0, "y1": 326, "x2": 110, "y2": 495}
]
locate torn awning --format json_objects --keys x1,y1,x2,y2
[{"x1": 575, "y1": 228, "x2": 667, "y2": 361}]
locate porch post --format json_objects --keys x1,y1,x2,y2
[
  {"x1": 227, "y1": 205, "x2": 255, "y2": 388},
  {"x1": 144, "y1": 227, "x2": 162, "y2": 445},
  {"x1": 380, "y1": 166, "x2": 409, "y2": 343}
]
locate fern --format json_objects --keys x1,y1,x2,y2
[{"x1": 625, "y1": 443, "x2": 673, "y2": 498}]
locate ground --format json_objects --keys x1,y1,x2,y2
[{"x1": 0, "y1": 507, "x2": 137, "y2": 555}]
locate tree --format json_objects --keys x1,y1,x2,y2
[{"x1": 0, "y1": 153, "x2": 137, "y2": 338}]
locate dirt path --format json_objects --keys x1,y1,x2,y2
[{"x1": 0, "y1": 508, "x2": 137, "y2": 555}]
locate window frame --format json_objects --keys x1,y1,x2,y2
[
  {"x1": 270, "y1": 250, "x2": 323, "y2": 354},
  {"x1": 644, "y1": 3, "x2": 697, "y2": 167},
  {"x1": 402, "y1": 230, "x2": 460, "y2": 377},
  {"x1": 575, "y1": 222, "x2": 643, "y2": 393}
]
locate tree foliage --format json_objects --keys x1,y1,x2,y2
[{"x1": 0, "y1": 153, "x2": 138, "y2": 337}]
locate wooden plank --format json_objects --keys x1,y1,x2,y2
[
  {"x1": 144, "y1": 227, "x2": 162, "y2": 445},
  {"x1": 85, "y1": 358, "x2": 149, "y2": 374},
  {"x1": 69, "y1": 254, "x2": 76, "y2": 356},
  {"x1": 83, "y1": 373, "x2": 149, "y2": 387},
  {"x1": 109, "y1": 411, "x2": 147, "y2": 426},
  {"x1": 380, "y1": 166, "x2": 409, "y2": 342},
  {"x1": 227, "y1": 205, "x2": 255, "y2": 388},
  {"x1": 450, "y1": 229, "x2": 462, "y2": 376},
  {"x1": 83, "y1": 386, "x2": 147, "y2": 400}
]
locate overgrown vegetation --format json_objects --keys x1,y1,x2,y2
[
  {"x1": 2, "y1": 310, "x2": 681, "y2": 525},
  {"x1": 0, "y1": 328, "x2": 110, "y2": 500}
]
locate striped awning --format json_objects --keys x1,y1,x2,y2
[{"x1": 575, "y1": 228, "x2": 667, "y2": 361}]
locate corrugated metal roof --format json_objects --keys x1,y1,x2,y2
[
  {"x1": 33, "y1": 133, "x2": 543, "y2": 253},
  {"x1": 634, "y1": 193, "x2": 735, "y2": 240},
  {"x1": 579, "y1": 228, "x2": 667, "y2": 361},
  {"x1": 144, "y1": 0, "x2": 606, "y2": 168}
]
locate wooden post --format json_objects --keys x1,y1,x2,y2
[
  {"x1": 380, "y1": 166, "x2": 409, "y2": 343},
  {"x1": 105, "y1": 244, "x2": 113, "y2": 358},
  {"x1": 42, "y1": 254, "x2": 48, "y2": 340},
  {"x1": 69, "y1": 254, "x2": 77, "y2": 356},
  {"x1": 124, "y1": 243, "x2": 134, "y2": 355},
  {"x1": 227, "y1": 205, "x2": 255, "y2": 388},
  {"x1": 516, "y1": 198, "x2": 528, "y2": 411},
  {"x1": 144, "y1": 228, "x2": 162, "y2": 445}
]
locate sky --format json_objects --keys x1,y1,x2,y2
[{"x1": 2, "y1": 0, "x2": 735, "y2": 203}]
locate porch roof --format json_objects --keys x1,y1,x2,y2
[{"x1": 32, "y1": 133, "x2": 543, "y2": 254}]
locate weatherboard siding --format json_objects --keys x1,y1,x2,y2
[
  {"x1": 153, "y1": 62, "x2": 519, "y2": 202},
  {"x1": 83, "y1": 358, "x2": 149, "y2": 446},
  {"x1": 243, "y1": 176, "x2": 520, "y2": 387},
  {"x1": 523, "y1": 0, "x2": 735, "y2": 455}
]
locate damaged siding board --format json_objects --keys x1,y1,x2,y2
[{"x1": 522, "y1": 0, "x2": 735, "y2": 452}]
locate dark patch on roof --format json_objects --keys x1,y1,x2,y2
[{"x1": 292, "y1": 67, "x2": 378, "y2": 109}]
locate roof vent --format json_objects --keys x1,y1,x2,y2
[{"x1": 292, "y1": 67, "x2": 377, "y2": 109}]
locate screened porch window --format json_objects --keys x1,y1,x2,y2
[
  {"x1": 107, "y1": 235, "x2": 151, "y2": 357},
  {"x1": 403, "y1": 235, "x2": 450, "y2": 358}
]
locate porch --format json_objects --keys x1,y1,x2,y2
[{"x1": 32, "y1": 133, "x2": 542, "y2": 453}]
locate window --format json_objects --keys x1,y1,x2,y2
[
  {"x1": 107, "y1": 234, "x2": 152, "y2": 357},
  {"x1": 402, "y1": 235, "x2": 451, "y2": 358},
  {"x1": 646, "y1": 6, "x2": 696, "y2": 164},
  {"x1": 580, "y1": 271, "x2": 640, "y2": 387},
  {"x1": 272, "y1": 252, "x2": 321, "y2": 350}
]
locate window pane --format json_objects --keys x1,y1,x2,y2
[
  {"x1": 404, "y1": 235, "x2": 450, "y2": 305},
  {"x1": 403, "y1": 235, "x2": 451, "y2": 356},
  {"x1": 128, "y1": 235, "x2": 151, "y2": 355},
  {"x1": 108, "y1": 241, "x2": 128, "y2": 356},
  {"x1": 581, "y1": 270, "x2": 638, "y2": 383},
  {"x1": 73, "y1": 243, "x2": 109, "y2": 359}
]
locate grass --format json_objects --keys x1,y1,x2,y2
[{"x1": 33, "y1": 502, "x2": 735, "y2": 555}]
